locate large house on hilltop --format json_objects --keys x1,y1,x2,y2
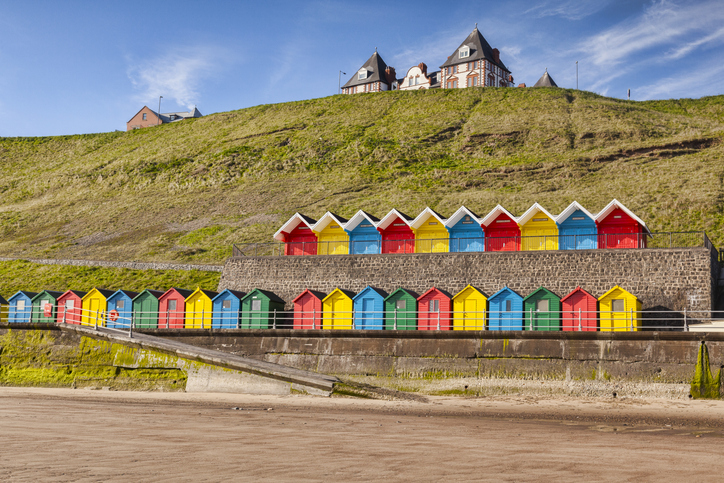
[
  {"x1": 440, "y1": 25, "x2": 512, "y2": 89},
  {"x1": 126, "y1": 106, "x2": 202, "y2": 131},
  {"x1": 341, "y1": 50, "x2": 397, "y2": 94}
]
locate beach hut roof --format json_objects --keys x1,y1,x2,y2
[
  {"x1": 353, "y1": 286, "x2": 388, "y2": 301},
  {"x1": 523, "y1": 286, "x2": 559, "y2": 301},
  {"x1": 561, "y1": 286, "x2": 596, "y2": 303},
  {"x1": 556, "y1": 201, "x2": 596, "y2": 224},
  {"x1": 313, "y1": 211, "x2": 349, "y2": 233},
  {"x1": 416, "y1": 287, "x2": 452, "y2": 301},
  {"x1": 9, "y1": 290, "x2": 38, "y2": 301},
  {"x1": 384, "y1": 287, "x2": 420, "y2": 301},
  {"x1": 376, "y1": 209, "x2": 414, "y2": 231},
  {"x1": 31, "y1": 290, "x2": 64, "y2": 301},
  {"x1": 160, "y1": 287, "x2": 194, "y2": 300},
  {"x1": 273, "y1": 212, "x2": 318, "y2": 242},
  {"x1": 598, "y1": 285, "x2": 637, "y2": 301},
  {"x1": 109, "y1": 290, "x2": 139, "y2": 300},
  {"x1": 242, "y1": 288, "x2": 285, "y2": 304},
  {"x1": 516, "y1": 203, "x2": 558, "y2": 226},
  {"x1": 480, "y1": 205, "x2": 518, "y2": 227},
  {"x1": 453, "y1": 284, "x2": 487, "y2": 300},
  {"x1": 186, "y1": 287, "x2": 219, "y2": 301},
  {"x1": 322, "y1": 288, "x2": 356, "y2": 302},
  {"x1": 410, "y1": 207, "x2": 448, "y2": 229},
  {"x1": 60, "y1": 290, "x2": 88, "y2": 299},
  {"x1": 344, "y1": 210, "x2": 380, "y2": 231},
  {"x1": 594, "y1": 199, "x2": 649, "y2": 233},
  {"x1": 132, "y1": 289, "x2": 164, "y2": 301},
  {"x1": 292, "y1": 289, "x2": 326, "y2": 303},
  {"x1": 0, "y1": 295, "x2": 7, "y2": 305},
  {"x1": 489, "y1": 286, "x2": 522, "y2": 300},
  {"x1": 445, "y1": 206, "x2": 483, "y2": 228},
  {"x1": 81, "y1": 288, "x2": 115, "y2": 301},
  {"x1": 212, "y1": 289, "x2": 247, "y2": 302}
]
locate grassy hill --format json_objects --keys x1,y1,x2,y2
[{"x1": 1, "y1": 87, "x2": 723, "y2": 264}]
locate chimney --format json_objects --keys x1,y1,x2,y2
[
  {"x1": 418, "y1": 62, "x2": 428, "y2": 75},
  {"x1": 385, "y1": 66, "x2": 397, "y2": 84},
  {"x1": 518, "y1": 83, "x2": 527, "y2": 88},
  {"x1": 492, "y1": 48, "x2": 500, "y2": 64}
]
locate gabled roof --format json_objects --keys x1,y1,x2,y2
[
  {"x1": 595, "y1": 199, "x2": 650, "y2": 233},
  {"x1": 9, "y1": 290, "x2": 38, "y2": 301},
  {"x1": 292, "y1": 289, "x2": 326, "y2": 303},
  {"x1": 213, "y1": 289, "x2": 247, "y2": 301},
  {"x1": 384, "y1": 287, "x2": 420, "y2": 301},
  {"x1": 344, "y1": 210, "x2": 380, "y2": 232},
  {"x1": 322, "y1": 288, "x2": 356, "y2": 302},
  {"x1": 108, "y1": 290, "x2": 140, "y2": 300},
  {"x1": 410, "y1": 207, "x2": 447, "y2": 229},
  {"x1": 133, "y1": 289, "x2": 164, "y2": 301},
  {"x1": 598, "y1": 285, "x2": 637, "y2": 301},
  {"x1": 480, "y1": 205, "x2": 518, "y2": 227},
  {"x1": 416, "y1": 287, "x2": 452, "y2": 301},
  {"x1": 32, "y1": 290, "x2": 64, "y2": 301},
  {"x1": 313, "y1": 212, "x2": 349, "y2": 233},
  {"x1": 489, "y1": 286, "x2": 523, "y2": 300},
  {"x1": 452, "y1": 284, "x2": 487, "y2": 300},
  {"x1": 516, "y1": 203, "x2": 558, "y2": 226},
  {"x1": 160, "y1": 287, "x2": 194, "y2": 300},
  {"x1": 242, "y1": 288, "x2": 285, "y2": 304},
  {"x1": 560, "y1": 286, "x2": 597, "y2": 303},
  {"x1": 533, "y1": 70, "x2": 558, "y2": 88},
  {"x1": 273, "y1": 213, "x2": 318, "y2": 241},
  {"x1": 440, "y1": 26, "x2": 509, "y2": 71},
  {"x1": 0, "y1": 295, "x2": 7, "y2": 305},
  {"x1": 556, "y1": 201, "x2": 596, "y2": 225},
  {"x1": 186, "y1": 287, "x2": 219, "y2": 301},
  {"x1": 445, "y1": 206, "x2": 483, "y2": 228},
  {"x1": 523, "y1": 286, "x2": 560, "y2": 301},
  {"x1": 353, "y1": 286, "x2": 388, "y2": 301},
  {"x1": 59, "y1": 290, "x2": 88, "y2": 299},
  {"x1": 82, "y1": 288, "x2": 116, "y2": 301},
  {"x1": 342, "y1": 51, "x2": 392, "y2": 88},
  {"x1": 376, "y1": 209, "x2": 414, "y2": 231}
]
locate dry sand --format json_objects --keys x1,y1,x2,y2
[{"x1": 0, "y1": 387, "x2": 723, "y2": 482}]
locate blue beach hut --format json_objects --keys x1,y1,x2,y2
[
  {"x1": 488, "y1": 287, "x2": 524, "y2": 331},
  {"x1": 212, "y1": 289, "x2": 246, "y2": 329},
  {"x1": 353, "y1": 286, "x2": 387, "y2": 330},
  {"x1": 8, "y1": 291, "x2": 38, "y2": 323},
  {"x1": 107, "y1": 290, "x2": 139, "y2": 329},
  {"x1": 445, "y1": 206, "x2": 484, "y2": 253},
  {"x1": 344, "y1": 210, "x2": 381, "y2": 254},
  {"x1": 556, "y1": 201, "x2": 597, "y2": 250}
]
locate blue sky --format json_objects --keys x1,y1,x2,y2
[{"x1": 1, "y1": 0, "x2": 723, "y2": 137}]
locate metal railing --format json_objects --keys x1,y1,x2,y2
[
  {"x1": 4, "y1": 304, "x2": 724, "y2": 332},
  {"x1": 233, "y1": 231, "x2": 712, "y2": 257}
]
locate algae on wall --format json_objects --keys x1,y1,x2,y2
[
  {"x1": 0, "y1": 329, "x2": 186, "y2": 391},
  {"x1": 690, "y1": 341, "x2": 721, "y2": 399}
]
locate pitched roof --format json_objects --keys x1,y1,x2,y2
[
  {"x1": 243, "y1": 288, "x2": 285, "y2": 304},
  {"x1": 410, "y1": 207, "x2": 448, "y2": 229},
  {"x1": 594, "y1": 199, "x2": 650, "y2": 233},
  {"x1": 313, "y1": 212, "x2": 349, "y2": 233},
  {"x1": 445, "y1": 206, "x2": 483, "y2": 228},
  {"x1": 533, "y1": 70, "x2": 558, "y2": 87},
  {"x1": 273, "y1": 213, "x2": 317, "y2": 242},
  {"x1": 384, "y1": 287, "x2": 420, "y2": 301},
  {"x1": 480, "y1": 205, "x2": 518, "y2": 227},
  {"x1": 342, "y1": 51, "x2": 393, "y2": 88},
  {"x1": 556, "y1": 201, "x2": 596, "y2": 225},
  {"x1": 0, "y1": 295, "x2": 7, "y2": 305},
  {"x1": 489, "y1": 286, "x2": 523, "y2": 300},
  {"x1": 292, "y1": 289, "x2": 326, "y2": 303},
  {"x1": 133, "y1": 289, "x2": 164, "y2": 301},
  {"x1": 440, "y1": 26, "x2": 509, "y2": 71},
  {"x1": 128, "y1": 106, "x2": 202, "y2": 124},
  {"x1": 376, "y1": 209, "x2": 414, "y2": 231},
  {"x1": 353, "y1": 285, "x2": 388, "y2": 301},
  {"x1": 344, "y1": 210, "x2": 380, "y2": 232},
  {"x1": 516, "y1": 203, "x2": 558, "y2": 226},
  {"x1": 109, "y1": 290, "x2": 140, "y2": 300}
]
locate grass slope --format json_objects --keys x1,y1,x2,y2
[{"x1": 1, "y1": 88, "x2": 723, "y2": 264}]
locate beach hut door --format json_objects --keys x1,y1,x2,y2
[
  {"x1": 361, "y1": 298, "x2": 373, "y2": 330},
  {"x1": 464, "y1": 299, "x2": 477, "y2": 330},
  {"x1": 535, "y1": 299, "x2": 549, "y2": 330}
]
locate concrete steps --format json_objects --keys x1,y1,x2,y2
[{"x1": 58, "y1": 323, "x2": 338, "y2": 395}]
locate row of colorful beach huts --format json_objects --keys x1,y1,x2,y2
[
  {"x1": 0, "y1": 284, "x2": 643, "y2": 331},
  {"x1": 273, "y1": 199, "x2": 649, "y2": 255}
]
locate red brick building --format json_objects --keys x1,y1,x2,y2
[{"x1": 126, "y1": 106, "x2": 202, "y2": 131}]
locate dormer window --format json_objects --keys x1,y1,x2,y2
[
  {"x1": 358, "y1": 69, "x2": 367, "y2": 80},
  {"x1": 459, "y1": 46, "x2": 470, "y2": 59}
]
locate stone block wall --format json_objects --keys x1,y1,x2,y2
[{"x1": 219, "y1": 247, "x2": 718, "y2": 313}]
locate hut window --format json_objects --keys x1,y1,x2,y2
[
  {"x1": 429, "y1": 300, "x2": 439, "y2": 312},
  {"x1": 360, "y1": 223, "x2": 372, "y2": 228},
  {"x1": 41, "y1": 299, "x2": 49, "y2": 308},
  {"x1": 612, "y1": 299, "x2": 624, "y2": 312},
  {"x1": 66, "y1": 300, "x2": 74, "y2": 309},
  {"x1": 462, "y1": 216, "x2": 473, "y2": 224},
  {"x1": 223, "y1": 300, "x2": 231, "y2": 309},
  {"x1": 17, "y1": 300, "x2": 25, "y2": 310},
  {"x1": 496, "y1": 220, "x2": 509, "y2": 223},
  {"x1": 428, "y1": 222, "x2": 437, "y2": 225},
  {"x1": 535, "y1": 299, "x2": 549, "y2": 312},
  {"x1": 533, "y1": 218, "x2": 548, "y2": 222},
  {"x1": 330, "y1": 225, "x2": 339, "y2": 229},
  {"x1": 505, "y1": 300, "x2": 512, "y2": 312},
  {"x1": 117, "y1": 300, "x2": 125, "y2": 309},
  {"x1": 614, "y1": 215, "x2": 622, "y2": 219},
  {"x1": 396, "y1": 300, "x2": 406, "y2": 310},
  {"x1": 252, "y1": 299, "x2": 262, "y2": 311},
  {"x1": 572, "y1": 217, "x2": 585, "y2": 220},
  {"x1": 168, "y1": 300, "x2": 177, "y2": 311},
  {"x1": 393, "y1": 223, "x2": 405, "y2": 226}
]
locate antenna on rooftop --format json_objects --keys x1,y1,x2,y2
[{"x1": 475, "y1": 23, "x2": 478, "y2": 29}]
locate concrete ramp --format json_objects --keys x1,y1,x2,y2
[{"x1": 58, "y1": 323, "x2": 338, "y2": 396}]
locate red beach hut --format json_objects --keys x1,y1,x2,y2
[
  {"x1": 561, "y1": 287, "x2": 598, "y2": 331},
  {"x1": 377, "y1": 209, "x2": 415, "y2": 254},
  {"x1": 158, "y1": 288, "x2": 193, "y2": 329},
  {"x1": 56, "y1": 290, "x2": 87, "y2": 325},
  {"x1": 481, "y1": 205, "x2": 520, "y2": 252},
  {"x1": 595, "y1": 199, "x2": 649, "y2": 249},
  {"x1": 274, "y1": 213, "x2": 318, "y2": 256},
  {"x1": 417, "y1": 287, "x2": 452, "y2": 330},
  {"x1": 293, "y1": 289, "x2": 325, "y2": 329}
]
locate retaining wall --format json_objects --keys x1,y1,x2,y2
[{"x1": 220, "y1": 247, "x2": 718, "y2": 312}]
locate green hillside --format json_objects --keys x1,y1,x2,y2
[{"x1": 1, "y1": 87, "x2": 723, "y2": 264}]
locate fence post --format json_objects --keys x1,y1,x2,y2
[
  {"x1": 62, "y1": 307, "x2": 66, "y2": 325},
  {"x1": 578, "y1": 308, "x2": 582, "y2": 331},
  {"x1": 166, "y1": 310, "x2": 169, "y2": 329},
  {"x1": 394, "y1": 309, "x2": 398, "y2": 331},
  {"x1": 273, "y1": 309, "x2": 277, "y2": 329},
  {"x1": 629, "y1": 308, "x2": 633, "y2": 332},
  {"x1": 202, "y1": 308, "x2": 205, "y2": 330},
  {"x1": 129, "y1": 313, "x2": 134, "y2": 338},
  {"x1": 312, "y1": 308, "x2": 316, "y2": 330},
  {"x1": 684, "y1": 307, "x2": 688, "y2": 332},
  {"x1": 94, "y1": 309, "x2": 99, "y2": 330},
  {"x1": 437, "y1": 310, "x2": 441, "y2": 331},
  {"x1": 529, "y1": 308, "x2": 533, "y2": 331}
]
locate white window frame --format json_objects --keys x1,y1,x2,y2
[
  {"x1": 459, "y1": 47, "x2": 470, "y2": 59},
  {"x1": 358, "y1": 69, "x2": 367, "y2": 80}
]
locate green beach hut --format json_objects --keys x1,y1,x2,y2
[
  {"x1": 31, "y1": 290, "x2": 64, "y2": 323},
  {"x1": 384, "y1": 288, "x2": 419, "y2": 330},
  {"x1": 523, "y1": 287, "x2": 561, "y2": 331},
  {"x1": 133, "y1": 290, "x2": 164, "y2": 329},
  {"x1": 240, "y1": 289, "x2": 286, "y2": 329}
]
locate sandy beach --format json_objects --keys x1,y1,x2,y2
[{"x1": 0, "y1": 387, "x2": 722, "y2": 482}]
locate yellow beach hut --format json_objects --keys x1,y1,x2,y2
[
  {"x1": 80, "y1": 288, "x2": 115, "y2": 327},
  {"x1": 313, "y1": 212, "x2": 350, "y2": 255},
  {"x1": 452, "y1": 285, "x2": 487, "y2": 331},
  {"x1": 322, "y1": 288, "x2": 355, "y2": 329},
  {"x1": 185, "y1": 288, "x2": 218, "y2": 329},
  {"x1": 411, "y1": 207, "x2": 449, "y2": 253},
  {"x1": 598, "y1": 286, "x2": 642, "y2": 332},
  {"x1": 518, "y1": 203, "x2": 559, "y2": 251}
]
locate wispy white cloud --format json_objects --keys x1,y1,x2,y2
[
  {"x1": 666, "y1": 25, "x2": 724, "y2": 59},
  {"x1": 127, "y1": 46, "x2": 231, "y2": 110},
  {"x1": 525, "y1": 0, "x2": 613, "y2": 20},
  {"x1": 636, "y1": 62, "x2": 724, "y2": 100}
]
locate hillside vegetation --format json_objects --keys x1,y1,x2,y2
[{"x1": 1, "y1": 88, "x2": 723, "y2": 264}]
